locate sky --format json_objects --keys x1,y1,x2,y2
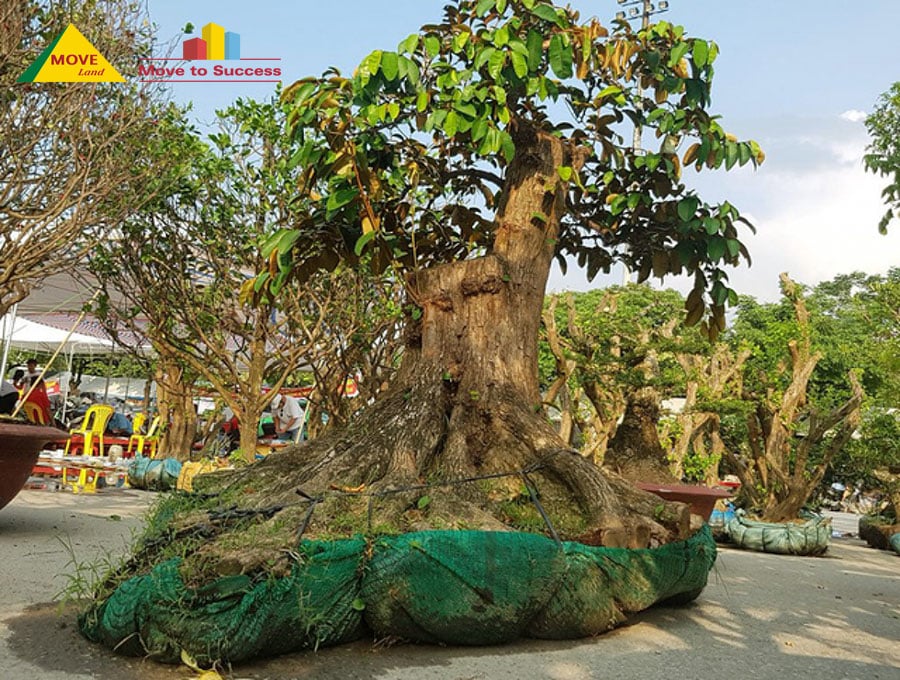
[{"x1": 143, "y1": 0, "x2": 900, "y2": 302}]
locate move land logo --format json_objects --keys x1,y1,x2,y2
[
  {"x1": 138, "y1": 22, "x2": 281, "y2": 83},
  {"x1": 17, "y1": 24, "x2": 124, "y2": 83}
]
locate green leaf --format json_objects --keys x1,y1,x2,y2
[
  {"x1": 399, "y1": 33, "x2": 419, "y2": 54},
  {"x1": 453, "y1": 101, "x2": 478, "y2": 118},
  {"x1": 476, "y1": 0, "x2": 496, "y2": 17},
  {"x1": 500, "y1": 131, "x2": 516, "y2": 162},
  {"x1": 424, "y1": 35, "x2": 441, "y2": 58},
  {"x1": 363, "y1": 51, "x2": 382, "y2": 76},
  {"x1": 417, "y1": 495, "x2": 432, "y2": 509},
  {"x1": 488, "y1": 49, "x2": 507, "y2": 79},
  {"x1": 532, "y1": 3, "x2": 561, "y2": 24},
  {"x1": 693, "y1": 40, "x2": 709, "y2": 68},
  {"x1": 557, "y1": 165, "x2": 573, "y2": 181},
  {"x1": 510, "y1": 51, "x2": 528, "y2": 78},
  {"x1": 381, "y1": 52, "x2": 399, "y2": 80},
  {"x1": 526, "y1": 30, "x2": 543, "y2": 71},
  {"x1": 444, "y1": 110, "x2": 460, "y2": 136},
  {"x1": 725, "y1": 142, "x2": 738, "y2": 170},
  {"x1": 725, "y1": 238, "x2": 741, "y2": 258},
  {"x1": 354, "y1": 230, "x2": 377, "y2": 256},
  {"x1": 416, "y1": 90, "x2": 430, "y2": 112},
  {"x1": 685, "y1": 78, "x2": 704, "y2": 106},
  {"x1": 702, "y1": 216, "x2": 720, "y2": 234},
  {"x1": 494, "y1": 25, "x2": 510, "y2": 47},
  {"x1": 548, "y1": 34, "x2": 572, "y2": 79},
  {"x1": 677, "y1": 196, "x2": 699, "y2": 222},
  {"x1": 351, "y1": 598, "x2": 366, "y2": 611},
  {"x1": 326, "y1": 187, "x2": 358, "y2": 213},
  {"x1": 707, "y1": 237, "x2": 726, "y2": 261},
  {"x1": 471, "y1": 117, "x2": 488, "y2": 141},
  {"x1": 669, "y1": 42, "x2": 690, "y2": 67},
  {"x1": 276, "y1": 229, "x2": 302, "y2": 254}
]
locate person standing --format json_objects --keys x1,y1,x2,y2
[
  {"x1": 25, "y1": 358, "x2": 41, "y2": 384},
  {"x1": 269, "y1": 393, "x2": 305, "y2": 442}
]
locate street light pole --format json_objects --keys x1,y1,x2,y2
[{"x1": 613, "y1": 0, "x2": 670, "y2": 284}]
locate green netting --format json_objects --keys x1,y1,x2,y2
[
  {"x1": 725, "y1": 514, "x2": 831, "y2": 556},
  {"x1": 80, "y1": 526, "x2": 716, "y2": 666},
  {"x1": 890, "y1": 532, "x2": 900, "y2": 555},
  {"x1": 361, "y1": 531, "x2": 569, "y2": 644}
]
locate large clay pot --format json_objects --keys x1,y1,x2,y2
[
  {"x1": 636, "y1": 482, "x2": 733, "y2": 521},
  {"x1": 0, "y1": 420, "x2": 67, "y2": 510}
]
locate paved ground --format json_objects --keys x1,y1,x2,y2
[{"x1": 1, "y1": 490, "x2": 897, "y2": 680}]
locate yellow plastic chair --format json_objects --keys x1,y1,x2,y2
[
  {"x1": 130, "y1": 412, "x2": 147, "y2": 437},
  {"x1": 63, "y1": 462, "x2": 100, "y2": 494},
  {"x1": 128, "y1": 415, "x2": 161, "y2": 457},
  {"x1": 22, "y1": 401, "x2": 50, "y2": 425},
  {"x1": 64, "y1": 404, "x2": 114, "y2": 457}
]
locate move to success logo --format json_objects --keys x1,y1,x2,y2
[
  {"x1": 138, "y1": 22, "x2": 281, "y2": 83},
  {"x1": 17, "y1": 24, "x2": 124, "y2": 83}
]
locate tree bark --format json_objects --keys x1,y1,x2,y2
[
  {"x1": 154, "y1": 358, "x2": 196, "y2": 461},
  {"x1": 604, "y1": 387, "x2": 678, "y2": 484}
]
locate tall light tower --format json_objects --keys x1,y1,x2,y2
[
  {"x1": 614, "y1": 0, "x2": 670, "y2": 153},
  {"x1": 613, "y1": 0, "x2": 670, "y2": 283}
]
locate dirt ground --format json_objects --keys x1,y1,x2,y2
[{"x1": 1, "y1": 489, "x2": 897, "y2": 680}]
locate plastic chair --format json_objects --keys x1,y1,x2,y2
[
  {"x1": 64, "y1": 404, "x2": 114, "y2": 456},
  {"x1": 128, "y1": 415, "x2": 161, "y2": 457},
  {"x1": 22, "y1": 401, "x2": 50, "y2": 425},
  {"x1": 131, "y1": 412, "x2": 147, "y2": 437}
]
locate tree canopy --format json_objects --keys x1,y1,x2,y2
[
  {"x1": 0, "y1": 0, "x2": 184, "y2": 316},
  {"x1": 271, "y1": 0, "x2": 761, "y2": 337}
]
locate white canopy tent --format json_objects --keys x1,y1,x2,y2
[
  {"x1": 1, "y1": 303, "x2": 152, "y2": 419},
  {"x1": 1, "y1": 315, "x2": 124, "y2": 356}
]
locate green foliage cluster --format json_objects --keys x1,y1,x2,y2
[
  {"x1": 268, "y1": 0, "x2": 761, "y2": 335},
  {"x1": 542, "y1": 269, "x2": 898, "y2": 488},
  {"x1": 864, "y1": 82, "x2": 900, "y2": 233}
]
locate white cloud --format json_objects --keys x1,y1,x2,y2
[
  {"x1": 840, "y1": 109, "x2": 868, "y2": 123},
  {"x1": 551, "y1": 124, "x2": 899, "y2": 304}
]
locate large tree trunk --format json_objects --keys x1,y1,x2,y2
[
  {"x1": 174, "y1": 123, "x2": 691, "y2": 582},
  {"x1": 604, "y1": 387, "x2": 678, "y2": 484}
]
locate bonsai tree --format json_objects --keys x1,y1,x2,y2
[
  {"x1": 540, "y1": 285, "x2": 689, "y2": 471},
  {"x1": 150, "y1": 0, "x2": 763, "y2": 575},
  {"x1": 725, "y1": 274, "x2": 864, "y2": 521}
]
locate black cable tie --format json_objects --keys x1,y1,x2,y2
[{"x1": 520, "y1": 470, "x2": 562, "y2": 549}]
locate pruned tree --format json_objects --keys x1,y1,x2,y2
[
  {"x1": 725, "y1": 273, "x2": 864, "y2": 522},
  {"x1": 664, "y1": 343, "x2": 749, "y2": 483},
  {"x1": 0, "y1": 0, "x2": 183, "y2": 316},
  {"x1": 540, "y1": 285, "x2": 689, "y2": 474},
  {"x1": 144, "y1": 0, "x2": 762, "y2": 580}
]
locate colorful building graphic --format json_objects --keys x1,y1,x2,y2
[
  {"x1": 182, "y1": 22, "x2": 240, "y2": 60},
  {"x1": 141, "y1": 20, "x2": 278, "y2": 83}
]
